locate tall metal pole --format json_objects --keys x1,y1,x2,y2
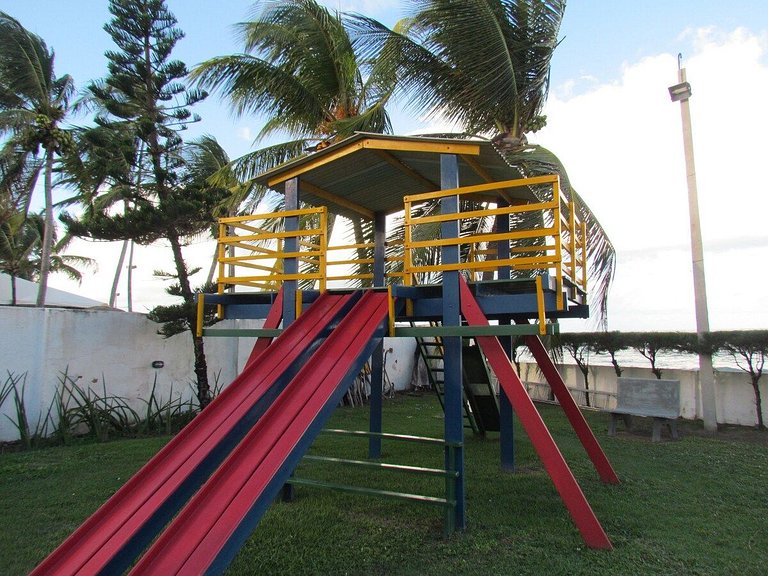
[{"x1": 669, "y1": 59, "x2": 717, "y2": 431}]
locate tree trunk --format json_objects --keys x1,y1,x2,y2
[
  {"x1": 168, "y1": 232, "x2": 211, "y2": 408},
  {"x1": 127, "y1": 240, "x2": 135, "y2": 312},
  {"x1": 206, "y1": 241, "x2": 218, "y2": 286},
  {"x1": 36, "y1": 148, "x2": 54, "y2": 307},
  {"x1": 751, "y1": 376, "x2": 765, "y2": 430},
  {"x1": 609, "y1": 353, "x2": 623, "y2": 377},
  {"x1": 576, "y1": 362, "x2": 591, "y2": 408},
  {"x1": 193, "y1": 334, "x2": 210, "y2": 408},
  {"x1": 109, "y1": 239, "x2": 129, "y2": 308}
]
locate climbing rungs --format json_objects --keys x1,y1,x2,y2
[
  {"x1": 320, "y1": 428, "x2": 459, "y2": 447},
  {"x1": 302, "y1": 455, "x2": 458, "y2": 478},
  {"x1": 287, "y1": 477, "x2": 454, "y2": 507},
  {"x1": 202, "y1": 328, "x2": 282, "y2": 337},
  {"x1": 397, "y1": 324, "x2": 558, "y2": 338}
]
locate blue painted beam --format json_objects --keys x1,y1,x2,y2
[
  {"x1": 440, "y1": 153, "x2": 465, "y2": 532},
  {"x1": 283, "y1": 178, "x2": 299, "y2": 327}
]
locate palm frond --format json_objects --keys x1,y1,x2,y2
[{"x1": 503, "y1": 143, "x2": 616, "y2": 325}]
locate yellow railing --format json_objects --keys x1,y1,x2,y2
[
  {"x1": 402, "y1": 174, "x2": 587, "y2": 310},
  {"x1": 216, "y1": 209, "x2": 407, "y2": 292},
  {"x1": 325, "y1": 240, "x2": 405, "y2": 285},
  {"x1": 214, "y1": 173, "x2": 587, "y2": 318},
  {"x1": 217, "y1": 207, "x2": 328, "y2": 294}
]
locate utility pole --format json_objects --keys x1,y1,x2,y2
[{"x1": 668, "y1": 55, "x2": 717, "y2": 432}]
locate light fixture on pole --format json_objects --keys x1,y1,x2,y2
[{"x1": 668, "y1": 54, "x2": 717, "y2": 432}]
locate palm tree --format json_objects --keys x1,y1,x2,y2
[
  {"x1": 190, "y1": 0, "x2": 395, "y2": 182},
  {"x1": 0, "y1": 11, "x2": 76, "y2": 307},
  {"x1": 0, "y1": 212, "x2": 93, "y2": 305},
  {"x1": 181, "y1": 135, "x2": 249, "y2": 285},
  {"x1": 0, "y1": 144, "x2": 41, "y2": 228},
  {"x1": 57, "y1": 119, "x2": 143, "y2": 309},
  {"x1": 0, "y1": 212, "x2": 40, "y2": 304},
  {"x1": 352, "y1": 0, "x2": 615, "y2": 320},
  {"x1": 190, "y1": 0, "x2": 398, "y2": 287}
]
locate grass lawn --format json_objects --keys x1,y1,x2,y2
[{"x1": 1, "y1": 394, "x2": 766, "y2": 575}]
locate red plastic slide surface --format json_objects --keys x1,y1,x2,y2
[
  {"x1": 458, "y1": 278, "x2": 612, "y2": 550},
  {"x1": 523, "y1": 333, "x2": 619, "y2": 484},
  {"x1": 31, "y1": 291, "x2": 352, "y2": 576},
  {"x1": 130, "y1": 292, "x2": 389, "y2": 575},
  {"x1": 243, "y1": 288, "x2": 283, "y2": 370}
]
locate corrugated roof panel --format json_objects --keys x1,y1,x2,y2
[{"x1": 255, "y1": 133, "x2": 538, "y2": 218}]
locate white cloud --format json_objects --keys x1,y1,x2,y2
[
  {"x1": 51, "y1": 26, "x2": 768, "y2": 333},
  {"x1": 236, "y1": 126, "x2": 253, "y2": 142},
  {"x1": 537, "y1": 27, "x2": 768, "y2": 331}
]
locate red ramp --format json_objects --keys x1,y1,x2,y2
[
  {"x1": 130, "y1": 291, "x2": 390, "y2": 575},
  {"x1": 459, "y1": 278, "x2": 614, "y2": 550},
  {"x1": 31, "y1": 291, "x2": 355, "y2": 576}
]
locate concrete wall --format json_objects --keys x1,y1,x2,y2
[
  {"x1": 519, "y1": 361, "x2": 766, "y2": 428},
  {"x1": 2, "y1": 306, "x2": 762, "y2": 441},
  {"x1": 0, "y1": 307, "x2": 417, "y2": 442},
  {"x1": 0, "y1": 307, "x2": 241, "y2": 442}
]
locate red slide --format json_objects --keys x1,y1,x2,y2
[
  {"x1": 129, "y1": 291, "x2": 390, "y2": 575},
  {"x1": 31, "y1": 291, "x2": 355, "y2": 576},
  {"x1": 458, "y1": 277, "x2": 613, "y2": 550}
]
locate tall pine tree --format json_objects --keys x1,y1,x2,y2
[{"x1": 63, "y1": 0, "x2": 222, "y2": 408}]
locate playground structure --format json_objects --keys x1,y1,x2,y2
[{"x1": 33, "y1": 133, "x2": 619, "y2": 575}]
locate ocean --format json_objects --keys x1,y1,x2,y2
[{"x1": 519, "y1": 349, "x2": 746, "y2": 373}]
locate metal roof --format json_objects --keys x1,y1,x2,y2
[{"x1": 254, "y1": 133, "x2": 535, "y2": 220}]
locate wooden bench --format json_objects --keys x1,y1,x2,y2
[{"x1": 608, "y1": 377, "x2": 680, "y2": 442}]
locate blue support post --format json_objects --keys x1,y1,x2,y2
[
  {"x1": 440, "y1": 154, "x2": 465, "y2": 531},
  {"x1": 282, "y1": 177, "x2": 299, "y2": 501},
  {"x1": 282, "y1": 177, "x2": 299, "y2": 327},
  {"x1": 496, "y1": 200, "x2": 515, "y2": 470},
  {"x1": 369, "y1": 341, "x2": 384, "y2": 459},
  {"x1": 498, "y1": 326, "x2": 515, "y2": 470},
  {"x1": 369, "y1": 212, "x2": 386, "y2": 458}
]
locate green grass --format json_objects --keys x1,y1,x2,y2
[{"x1": 1, "y1": 394, "x2": 766, "y2": 575}]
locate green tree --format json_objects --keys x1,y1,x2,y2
[
  {"x1": 0, "y1": 212, "x2": 93, "y2": 305},
  {"x1": 62, "y1": 0, "x2": 222, "y2": 408},
  {"x1": 191, "y1": 0, "x2": 395, "y2": 182},
  {"x1": 558, "y1": 333, "x2": 597, "y2": 407},
  {"x1": 710, "y1": 331, "x2": 768, "y2": 431},
  {"x1": 0, "y1": 145, "x2": 40, "y2": 227},
  {"x1": 591, "y1": 331, "x2": 626, "y2": 377},
  {"x1": 353, "y1": 0, "x2": 615, "y2": 319},
  {"x1": 0, "y1": 11, "x2": 76, "y2": 307},
  {"x1": 58, "y1": 119, "x2": 142, "y2": 308},
  {"x1": 191, "y1": 0, "x2": 396, "y2": 274}
]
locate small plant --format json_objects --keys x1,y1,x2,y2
[
  {"x1": 138, "y1": 376, "x2": 197, "y2": 436},
  {"x1": 708, "y1": 331, "x2": 768, "y2": 430},
  {"x1": 1, "y1": 371, "x2": 53, "y2": 449}
]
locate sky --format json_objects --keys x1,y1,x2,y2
[{"x1": 1, "y1": 1, "x2": 767, "y2": 332}]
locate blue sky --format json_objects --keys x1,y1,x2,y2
[{"x1": 2, "y1": 1, "x2": 768, "y2": 331}]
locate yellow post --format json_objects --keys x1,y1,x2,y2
[
  {"x1": 535, "y1": 276, "x2": 547, "y2": 336},
  {"x1": 569, "y1": 200, "x2": 577, "y2": 284},
  {"x1": 295, "y1": 289, "x2": 303, "y2": 319},
  {"x1": 217, "y1": 222, "x2": 226, "y2": 320},
  {"x1": 196, "y1": 293, "x2": 205, "y2": 338},
  {"x1": 580, "y1": 220, "x2": 588, "y2": 292},
  {"x1": 387, "y1": 285, "x2": 395, "y2": 337},
  {"x1": 403, "y1": 196, "x2": 413, "y2": 287},
  {"x1": 319, "y1": 207, "x2": 327, "y2": 292},
  {"x1": 552, "y1": 179, "x2": 564, "y2": 310}
]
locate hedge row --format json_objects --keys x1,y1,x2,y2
[{"x1": 547, "y1": 330, "x2": 767, "y2": 429}]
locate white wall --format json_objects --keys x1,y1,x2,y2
[
  {"x1": 0, "y1": 308, "x2": 417, "y2": 442},
  {"x1": 229, "y1": 323, "x2": 417, "y2": 391},
  {"x1": 519, "y1": 361, "x2": 766, "y2": 428},
  {"x1": 2, "y1": 306, "x2": 762, "y2": 442},
  {"x1": 0, "y1": 307, "x2": 240, "y2": 442}
]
